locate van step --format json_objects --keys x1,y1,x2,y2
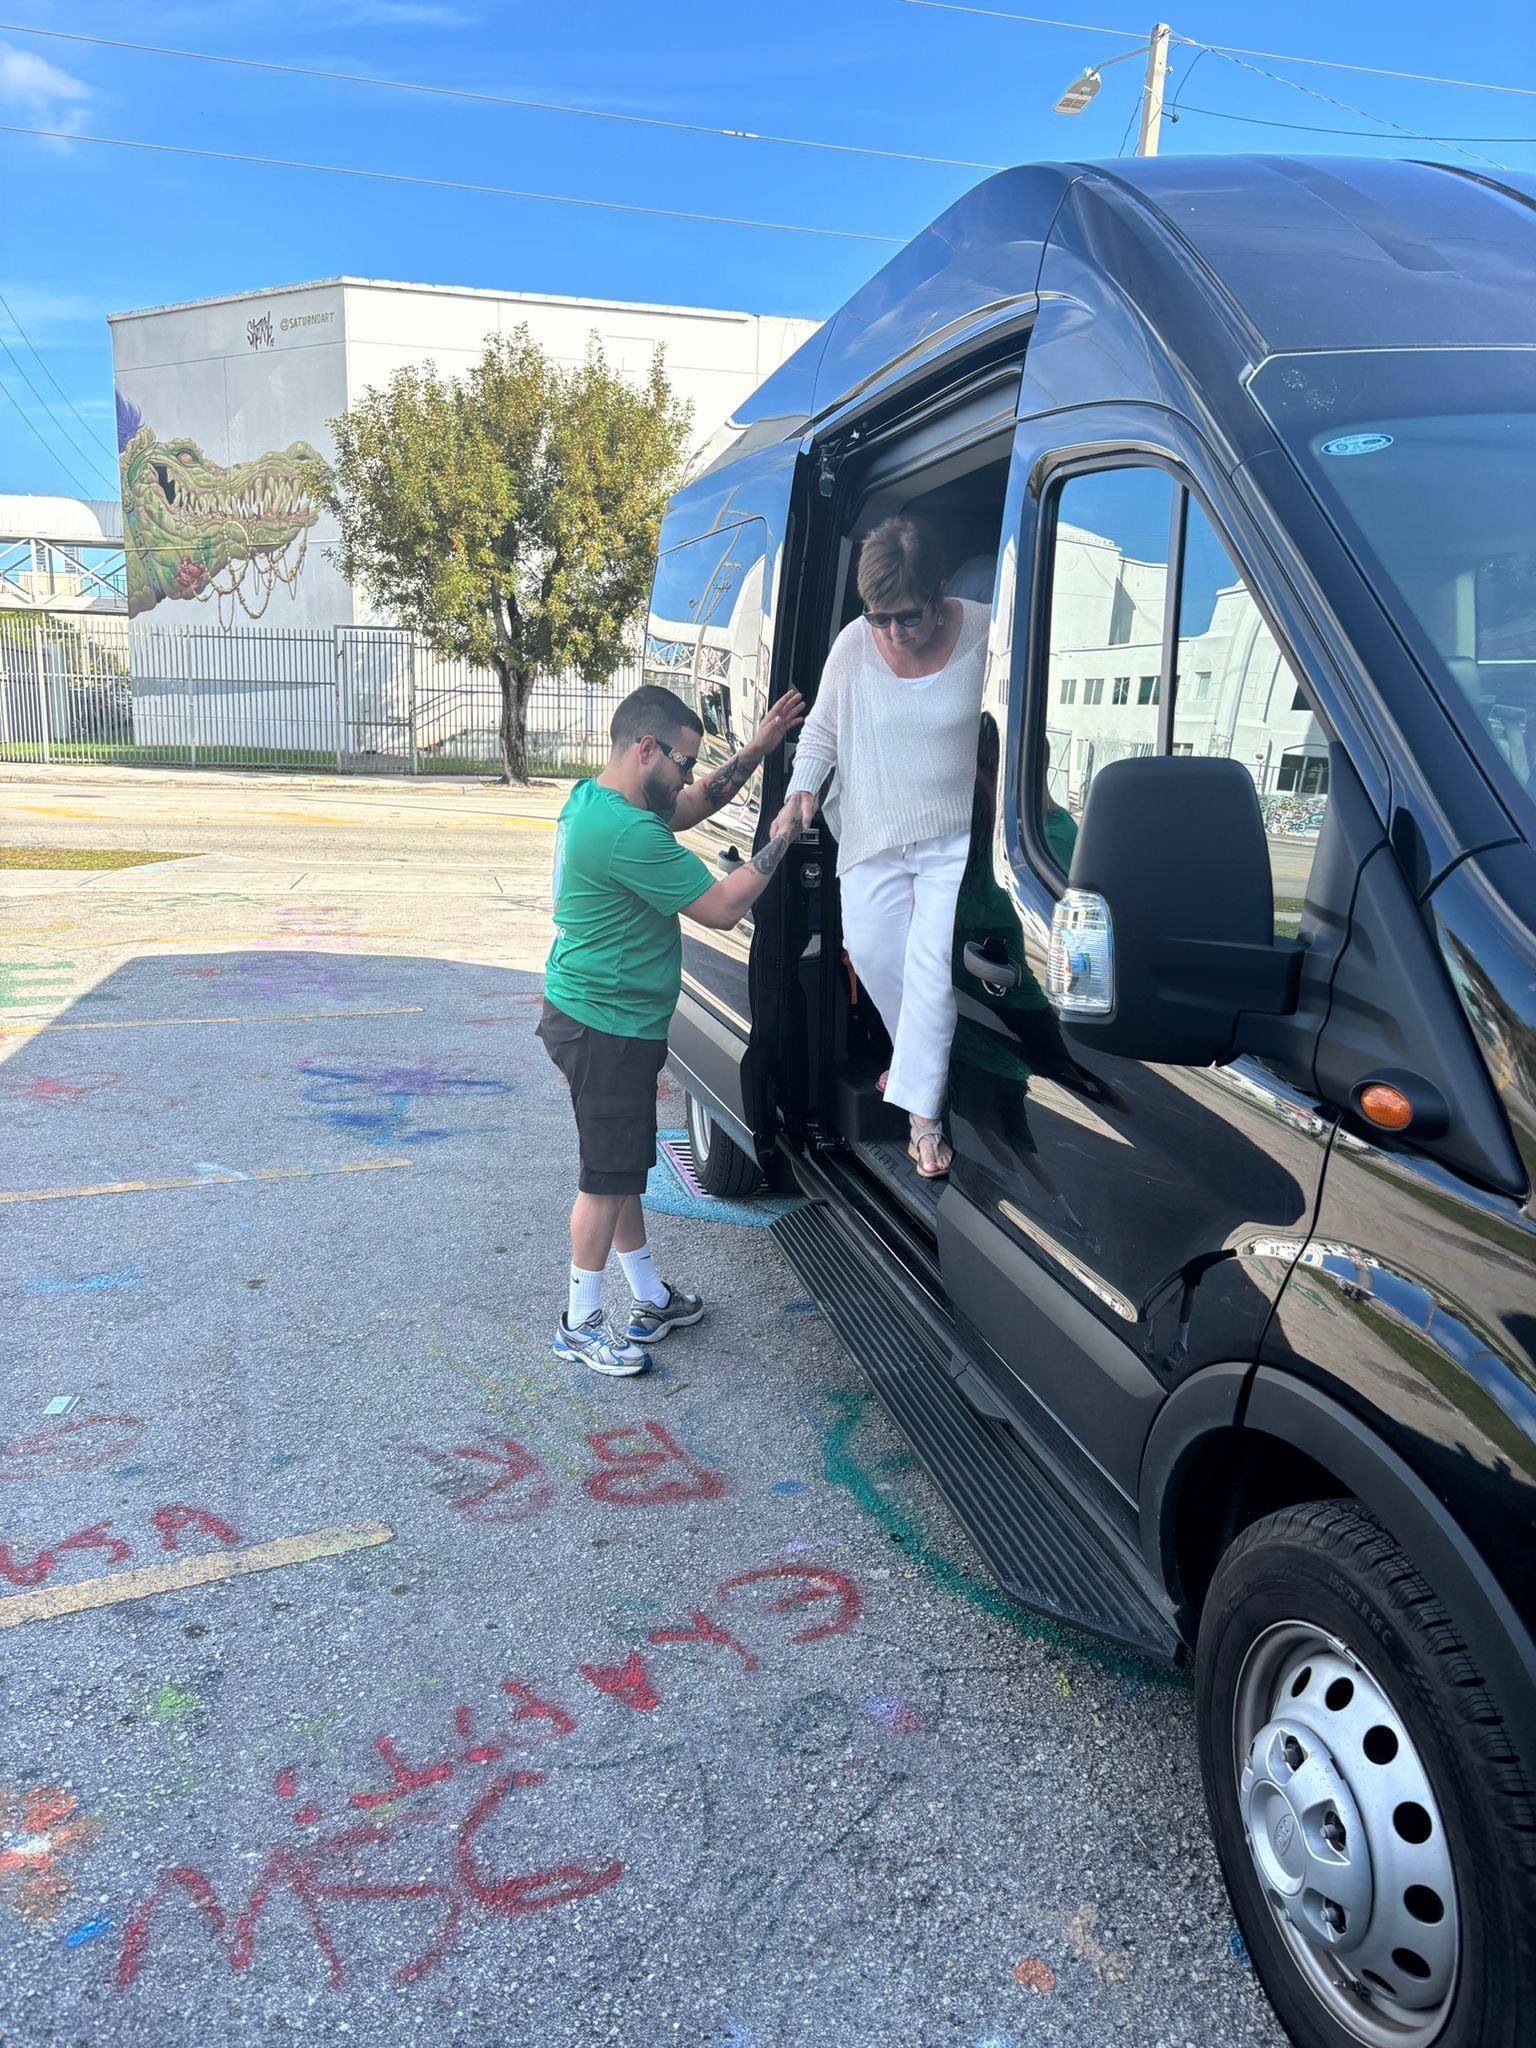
[{"x1": 774, "y1": 1200, "x2": 1183, "y2": 1665}]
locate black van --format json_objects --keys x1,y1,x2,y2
[{"x1": 647, "y1": 156, "x2": 1536, "y2": 2048}]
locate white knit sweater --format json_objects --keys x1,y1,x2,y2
[{"x1": 785, "y1": 599, "x2": 988, "y2": 874}]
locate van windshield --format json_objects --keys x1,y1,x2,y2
[{"x1": 1250, "y1": 348, "x2": 1536, "y2": 834}]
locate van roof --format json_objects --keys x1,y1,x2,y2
[{"x1": 747, "y1": 156, "x2": 1536, "y2": 429}]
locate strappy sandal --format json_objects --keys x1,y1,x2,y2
[{"x1": 908, "y1": 1117, "x2": 952, "y2": 1179}]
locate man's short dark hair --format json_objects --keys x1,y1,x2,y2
[{"x1": 610, "y1": 684, "x2": 700, "y2": 752}]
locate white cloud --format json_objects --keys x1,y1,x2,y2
[
  {"x1": 0, "y1": 42, "x2": 92, "y2": 126},
  {"x1": 0, "y1": 42, "x2": 93, "y2": 147}
]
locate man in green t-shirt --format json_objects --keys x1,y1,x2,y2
[{"x1": 538, "y1": 682, "x2": 804, "y2": 1375}]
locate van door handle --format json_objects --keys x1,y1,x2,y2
[{"x1": 963, "y1": 941, "x2": 1020, "y2": 990}]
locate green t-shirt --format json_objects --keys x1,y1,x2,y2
[{"x1": 543, "y1": 779, "x2": 713, "y2": 1040}]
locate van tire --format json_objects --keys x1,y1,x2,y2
[
  {"x1": 1196, "y1": 1499, "x2": 1536, "y2": 2048},
  {"x1": 684, "y1": 1093, "x2": 760, "y2": 1198}
]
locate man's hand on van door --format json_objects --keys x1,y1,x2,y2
[{"x1": 749, "y1": 690, "x2": 806, "y2": 758}]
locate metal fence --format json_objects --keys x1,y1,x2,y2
[{"x1": 0, "y1": 613, "x2": 640, "y2": 776}]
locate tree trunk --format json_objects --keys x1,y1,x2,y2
[{"x1": 496, "y1": 662, "x2": 530, "y2": 784}]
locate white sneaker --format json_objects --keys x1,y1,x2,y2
[{"x1": 552, "y1": 1310, "x2": 650, "y2": 1376}]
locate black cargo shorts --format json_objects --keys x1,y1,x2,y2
[{"x1": 536, "y1": 999, "x2": 668, "y2": 1197}]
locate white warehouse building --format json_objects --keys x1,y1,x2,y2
[
  {"x1": 108, "y1": 276, "x2": 816, "y2": 631},
  {"x1": 105, "y1": 278, "x2": 817, "y2": 764}
]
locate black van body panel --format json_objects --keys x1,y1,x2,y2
[
  {"x1": 1261, "y1": 1138, "x2": 1536, "y2": 1637},
  {"x1": 1429, "y1": 842, "x2": 1536, "y2": 1195},
  {"x1": 1243, "y1": 1370, "x2": 1536, "y2": 1759}
]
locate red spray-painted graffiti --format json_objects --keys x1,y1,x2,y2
[
  {"x1": 0, "y1": 1505, "x2": 238, "y2": 1590},
  {"x1": 112, "y1": 1561, "x2": 862, "y2": 1992},
  {"x1": 406, "y1": 1422, "x2": 725, "y2": 1524},
  {"x1": 0, "y1": 1414, "x2": 145, "y2": 1483}
]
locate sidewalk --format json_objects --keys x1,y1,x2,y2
[{"x1": 0, "y1": 759, "x2": 575, "y2": 813}]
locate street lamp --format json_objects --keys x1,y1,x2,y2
[{"x1": 1053, "y1": 21, "x2": 1171, "y2": 156}]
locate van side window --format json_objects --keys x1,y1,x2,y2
[
  {"x1": 1171, "y1": 500, "x2": 1327, "y2": 938},
  {"x1": 1040, "y1": 468, "x2": 1174, "y2": 866},
  {"x1": 644, "y1": 522, "x2": 769, "y2": 795}
]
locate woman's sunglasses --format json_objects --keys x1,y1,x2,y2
[{"x1": 864, "y1": 598, "x2": 932, "y2": 633}]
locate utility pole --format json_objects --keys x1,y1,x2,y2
[{"x1": 1137, "y1": 22, "x2": 1171, "y2": 156}]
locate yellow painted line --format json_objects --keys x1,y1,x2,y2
[
  {"x1": 4, "y1": 932, "x2": 415, "y2": 948},
  {"x1": 0, "y1": 1005, "x2": 425, "y2": 1036},
  {"x1": 4, "y1": 802, "x2": 102, "y2": 819},
  {"x1": 0, "y1": 1521, "x2": 393, "y2": 1631},
  {"x1": 0, "y1": 1158, "x2": 412, "y2": 1205}
]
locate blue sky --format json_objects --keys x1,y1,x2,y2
[{"x1": 3, "y1": 0, "x2": 1533, "y2": 497}]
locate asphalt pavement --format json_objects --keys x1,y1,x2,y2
[{"x1": 0, "y1": 768, "x2": 1286, "y2": 2048}]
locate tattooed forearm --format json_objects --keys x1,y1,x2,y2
[
  {"x1": 750, "y1": 828, "x2": 795, "y2": 878},
  {"x1": 701, "y1": 751, "x2": 752, "y2": 808}
]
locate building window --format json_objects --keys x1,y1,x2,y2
[
  {"x1": 1083, "y1": 677, "x2": 1104, "y2": 705},
  {"x1": 1279, "y1": 751, "x2": 1330, "y2": 796},
  {"x1": 1138, "y1": 675, "x2": 1160, "y2": 705},
  {"x1": 1195, "y1": 672, "x2": 1212, "y2": 701},
  {"x1": 1291, "y1": 684, "x2": 1310, "y2": 713},
  {"x1": 1112, "y1": 676, "x2": 1130, "y2": 704},
  {"x1": 1060, "y1": 677, "x2": 1077, "y2": 703}
]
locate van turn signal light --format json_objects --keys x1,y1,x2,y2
[{"x1": 1359, "y1": 1083, "x2": 1413, "y2": 1131}]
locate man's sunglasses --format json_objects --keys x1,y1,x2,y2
[
  {"x1": 641, "y1": 735, "x2": 698, "y2": 773},
  {"x1": 864, "y1": 597, "x2": 932, "y2": 633}
]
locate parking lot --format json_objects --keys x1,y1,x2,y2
[{"x1": 0, "y1": 768, "x2": 1286, "y2": 2048}]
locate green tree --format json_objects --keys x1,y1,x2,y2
[{"x1": 318, "y1": 329, "x2": 691, "y2": 783}]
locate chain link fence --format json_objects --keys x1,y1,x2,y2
[{"x1": 0, "y1": 613, "x2": 638, "y2": 777}]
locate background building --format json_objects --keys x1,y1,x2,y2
[
  {"x1": 95, "y1": 279, "x2": 816, "y2": 768},
  {"x1": 108, "y1": 278, "x2": 816, "y2": 633}
]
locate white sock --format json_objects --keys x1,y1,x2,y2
[
  {"x1": 617, "y1": 1242, "x2": 668, "y2": 1308},
  {"x1": 567, "y1": 1264, "x2": 605, "y2": 1326}
]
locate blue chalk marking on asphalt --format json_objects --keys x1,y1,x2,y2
[
  {"x1": 65, "y1": 1918, "x2": 112, "y2": 1947},
  {"x1": 28, "y1": 1264, "x2": 149, "y2": 1295},
  {"x1": 771, "y1": 1479, "x2": 805, "y2": 1495},
  {"x1": 642, "y1": 1132, "x2": 803, "y2": 1228},
  {"x1": 1228, "y1": 1925, "x2": 1252, "y2": 1969},
  {"x1": 780, "y1": 1300, "x2": 820, "y2": 1317}
]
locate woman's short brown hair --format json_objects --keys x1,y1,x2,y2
[{"x1": 856, "y1": 516, "x2": 947, "y2": 613}]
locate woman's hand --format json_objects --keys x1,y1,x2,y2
[{"x1": 771, "y1": 790, "x2": 816, "y2": 839}]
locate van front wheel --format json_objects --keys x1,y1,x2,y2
[
  {"x1": 1196, "y1": 1499, "x2": 1535, "y2": 2048},
  {"x1": 684, "y1": 1093, "x2": 759, "y2": 1198}
]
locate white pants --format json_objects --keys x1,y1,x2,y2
[{"x1": 840, "y1": 829, "x2": 969, "y2": 1122}]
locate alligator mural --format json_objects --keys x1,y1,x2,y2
[{"x1": 116, "y1": 392, "x2": 331, "y2": 619}]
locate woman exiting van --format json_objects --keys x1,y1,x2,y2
[{"x1": 776, "y1": 515, "x2": 988, "y2": 1180}]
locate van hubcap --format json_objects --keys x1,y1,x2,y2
[
  {"x1": 686, "y1": 1095, "x2": 713, "y2": 1165},
  {"x1": 1234, "y1": 1624, "x2": 1459, "y2": 2046}
]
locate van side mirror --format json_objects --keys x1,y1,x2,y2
[{"x1": 1046, "y1": 757, "x2": 1301, "y2": 1065}]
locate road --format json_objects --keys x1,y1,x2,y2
[{"x1": 0, "y1": 768, "x2": 1284, "y2": 2048}]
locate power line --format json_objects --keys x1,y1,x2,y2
[
  {"x1": 897, "y1": 1, "x2": 1148, "y2": 37},
  {"x1": 896, "y1": 1, "x2": 1536, "y2": 99},
  {"x1": 0, "y1": 330, "x2": 118, "y2": 490},
  {"x1": 1194, "y1": 44, "x2": 1509, "y2": 172},
  {"x1": 1183, "y1": 34, "x2": 1536, "y2": 102},
  {"x1": 0, "y1": 20, "x2": 1003, "y2": 174},
  {"x1": 0, "y1": 370, "x2": 104, "y2": 500},
  {"x1": 0, "y1": 124, "x2": 906, "y2": 244},
  {"x1": 0, "y1": 286, "x2": 117, "y2": 459},
  {"x1": 1175, "y1": 102, "x2": 1536, "y2": 144}
]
